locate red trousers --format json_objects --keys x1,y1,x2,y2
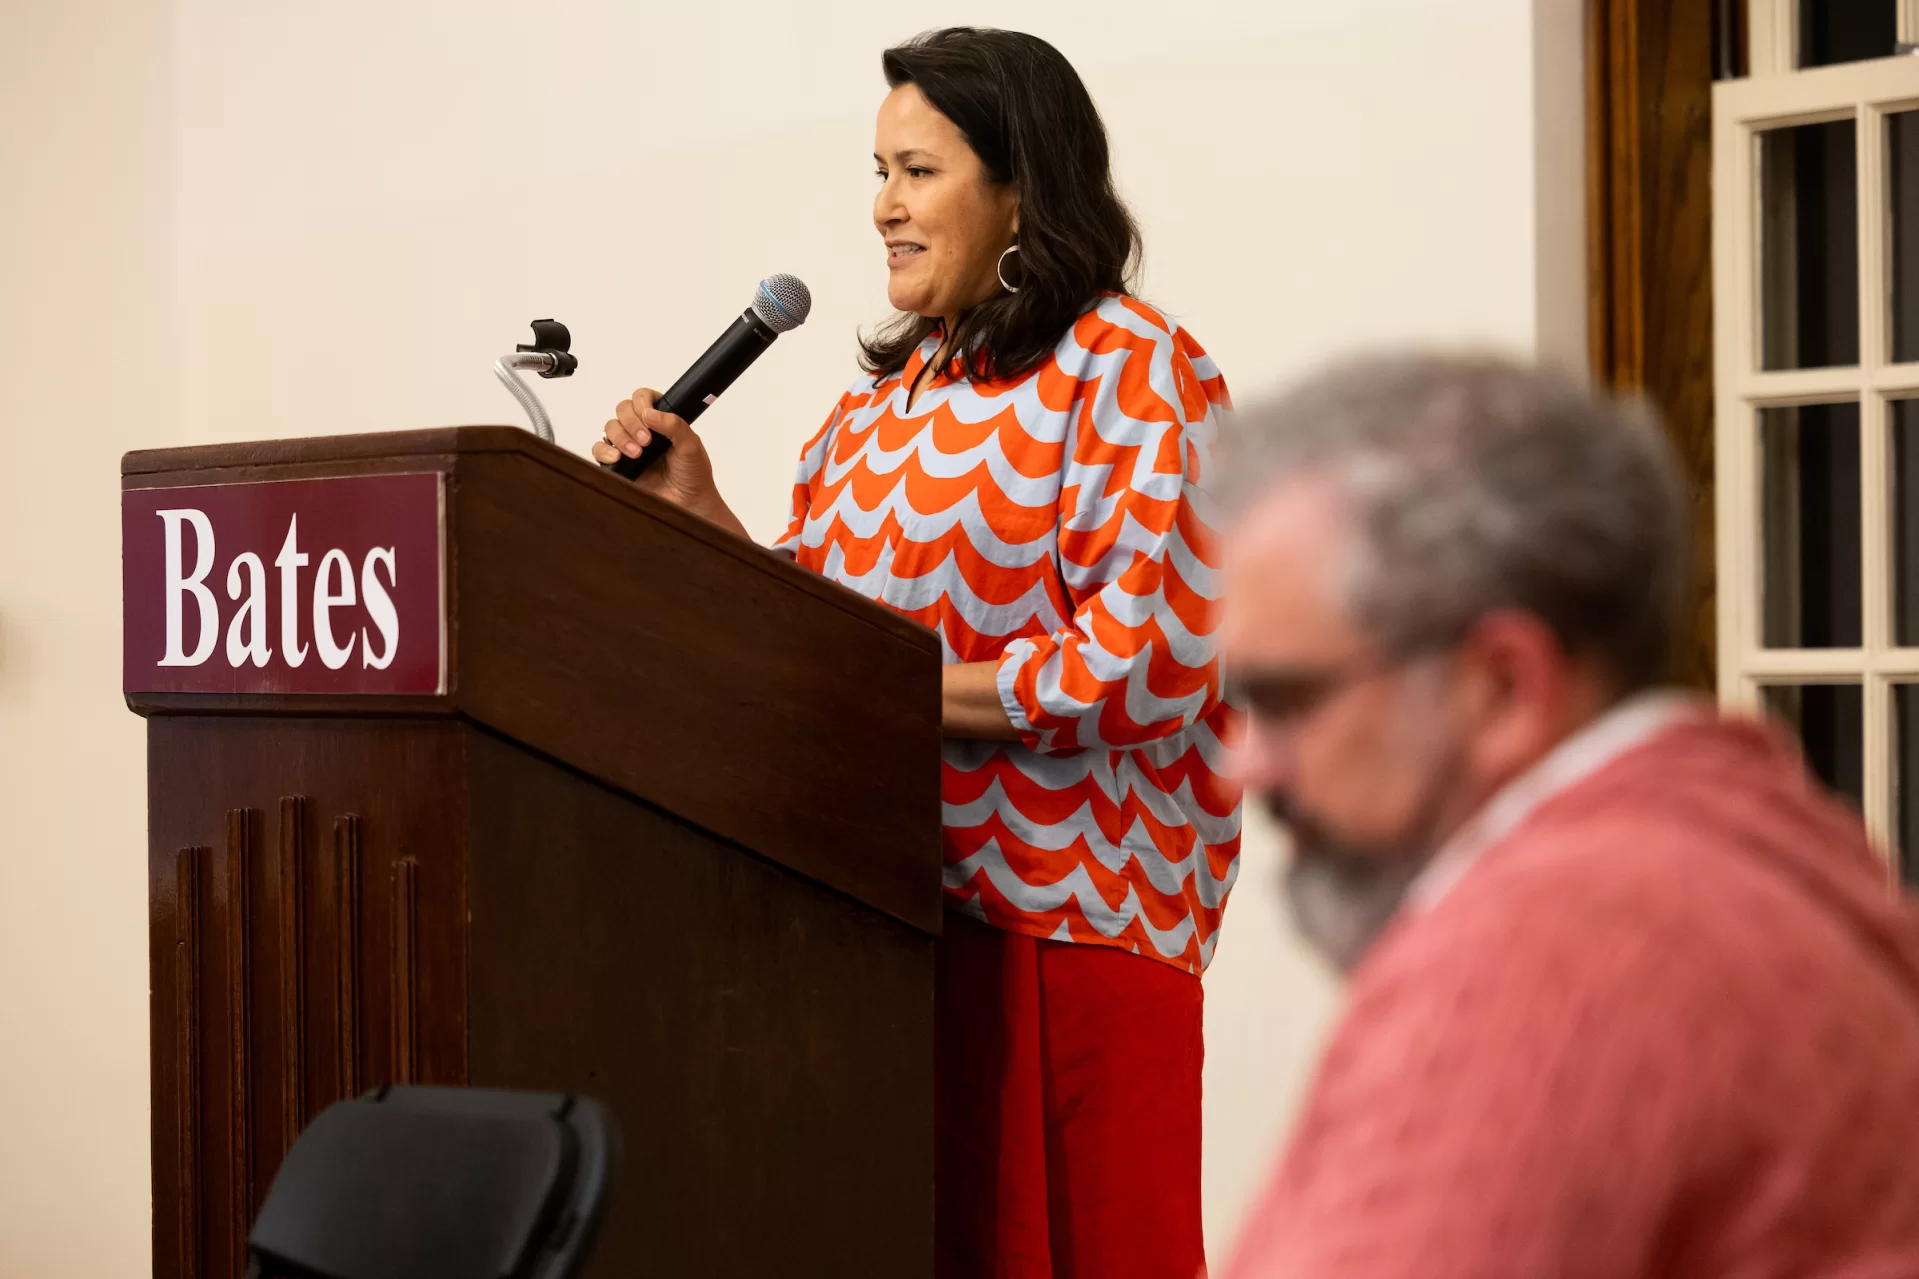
[{"x1": 935, "y1": 910, "x2": 1206, "y2": 1279}]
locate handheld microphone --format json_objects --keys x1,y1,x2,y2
[{"x1": 609, "y1": 273, "x2": 813, "y2": 480}]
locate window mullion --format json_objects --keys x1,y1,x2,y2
[
  {"x1": 1869, "y1": 675, "x2": 1895, "y2": 851},
  {"x1": 1712, "y1": 90, "x2": 1756, "y2": 702},
  {"x1": 1861, "y1": 96, "x2": 1896, "y2": 853},
  {"x1": 1861, "y1": 102, "x2": 1891, "y2": 654},
  {"x1": 1750, "y1": 0, "x2": 1799, "y2": 77}
]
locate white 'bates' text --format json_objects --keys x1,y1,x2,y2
[{"x1": 156, "y1": 509, "x2": 400, "y2": 670}]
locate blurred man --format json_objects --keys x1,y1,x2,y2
[{"x1": 1215, "y1": 354, "x2": 1919, "y2": 1277}]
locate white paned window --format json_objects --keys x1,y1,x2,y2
[{"x1": 1715, "y1": 0, "x2": 1919, "y2": 877}]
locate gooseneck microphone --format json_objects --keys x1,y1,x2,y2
[{"x1": 609, "y1": 274, "x2": 812, "y2": 479}]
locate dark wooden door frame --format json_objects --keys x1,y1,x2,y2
[{"x1": 1586, "y1": 0, "x2": 1719, "y2": 686}]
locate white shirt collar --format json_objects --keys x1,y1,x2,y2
[{"x1": 1405, "y1": 689, "x2": 1705, "y2": 912}]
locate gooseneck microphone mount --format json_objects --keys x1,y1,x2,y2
[{"x1": 493, "y1": 318, "x2": 577, "y2": 444}]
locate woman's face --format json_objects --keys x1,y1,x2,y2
[{"x1": 873, "y1": 83, "x2": 1020, "y2": 322}]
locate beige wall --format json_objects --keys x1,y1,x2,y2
[
  {"x1": 0, "y1": 1, "x2": 1581, "y2": 1271},
  {"x1": 0, "y1": 1, "x2": 181, "y2": 1275}
]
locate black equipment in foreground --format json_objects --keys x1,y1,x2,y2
[
  {"x1": 246, "y1": 1085, "x2": 620, "y2": 1279},
  {"x1": 608, "y1": 273, "x2": 812, "y2": 480}
]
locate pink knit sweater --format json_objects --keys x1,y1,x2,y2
[{"x1": 1221, "y1": 716, "x2": 1919, "y2": 1278}]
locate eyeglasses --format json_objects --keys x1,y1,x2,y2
[{"x1": 1224, "y1": 654, "x2": 1406, "y2": 730}]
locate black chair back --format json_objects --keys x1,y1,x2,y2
[{"x1": 247, "y1": 1084, "x2": 619, "y2": 1279}]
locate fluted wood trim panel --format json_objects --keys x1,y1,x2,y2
[
  {"x1": 224, "y1": 809, "x2": 255, "y2": 1236},
  {"x1": 334, "y1": 815, "x2": 361, "y2": 1098},
  {"x1": 389, "y1": 858, "x2": 418, "y2": 1084},
  {"x1": 174, "y1": 846, "x2": 205, "y2": 1279},
  {"x1": 278, "y1": 796, "x2": 306, "y2": 1148}
]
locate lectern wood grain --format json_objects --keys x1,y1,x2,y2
[
  {"x1": 465, "y1": 728, "x2": 932, "y2": 1272},
  {"x1": 125, "y1": 426, "x2": 940, "y2": 931},
  {"x1": 130, "y1": 427, "x2": 942, "y2": 1278}
]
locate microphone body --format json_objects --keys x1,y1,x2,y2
[
  {"x1": 611, "y1": 309, "x2": 774, "y2": 479},
  {"x1": 609, "y1": 274, "x2": 812, "y2": 480}
]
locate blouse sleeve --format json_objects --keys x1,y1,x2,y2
[
  {"x1": 995, "y1": 309, "x2": 1229, "y2": 753},
  {"x1": 769, "y1": 393, "x2": 850, "y2": 556}
]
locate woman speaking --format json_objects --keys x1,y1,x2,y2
[{"x1": 594, "y1": 27, "x2": 1239, "y2": 1277}]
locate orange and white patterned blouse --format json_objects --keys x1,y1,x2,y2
[{"x1": 775, "y1": 296, "x2": 1241, "y2": 974}]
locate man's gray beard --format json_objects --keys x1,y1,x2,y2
[
  {"x1": 1266, "y1": 784, "x2": 1452, "y2": 974},
  {"x1": 1266, "y1": 670, "x2": 1465, "y2": 974},
  {"x1": 1282, "y1": 841, "x2": 1429, "y2": 974}
]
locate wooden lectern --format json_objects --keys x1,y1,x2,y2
[{"x1": 122, "y1": 427, "x2": 942, "y2": 1277}]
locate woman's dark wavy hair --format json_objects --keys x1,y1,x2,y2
[{"x1": 861, "y1": 27, "x2": 1142, "y2": 384}]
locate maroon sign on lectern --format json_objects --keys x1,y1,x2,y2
[{"x1": 123, "y1": 472, "x2": 445, "y2": 695}]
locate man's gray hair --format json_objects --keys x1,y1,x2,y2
[{"x1": 1227, "y1": 352, "x2": 1689, "y2": 689}]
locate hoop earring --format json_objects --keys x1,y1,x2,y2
[{"x1": 996, "y1": 244, "x2": 1022, "y2": 294}]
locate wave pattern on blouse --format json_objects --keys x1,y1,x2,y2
[{"x1": 775, "y1": 296, "x2": 1241, "y2": 973}]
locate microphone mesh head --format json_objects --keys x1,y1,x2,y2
[{"x1": 750, "y1": 274, "x2": 812, "y2": 333}]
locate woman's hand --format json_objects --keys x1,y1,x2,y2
[{"x1": 593, "y1": 388, "x2": 750, "y2": 539}]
